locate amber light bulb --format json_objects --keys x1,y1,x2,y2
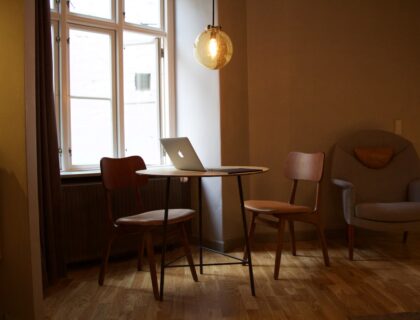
[
  {"x1": 209, "y1": 37, "x2": 218, "y2": 58},
  {"x1": 194, "y1": 26, "x2": 233, "y2": 70}
]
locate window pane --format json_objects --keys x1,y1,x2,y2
[
  {"x1": 50, "y1": 0, "x2": 55, "y2": 10},
  {"x1": 68, "y1": 0, "x2": 112, "y2": 20},
  {"x1": 70, "y1": 99, "x2": 113, "y2": 165},
  {"x1": 123, "y1": 32, "x2": 161, "y2": 164},
  {"x1": 124, "y1": 0, "x2": 161, "y2": 29},
  {"x1": 69, "y1": 29, "x2": 112, "y2": 98}
]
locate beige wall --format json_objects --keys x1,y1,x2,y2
[
  {"x1": 178, "y1": 0, "x2": 420, "y2": 246},
  {"x1": 0, "y1": 0, "x2": 40, "y2": 319},
  {"x1": 245, "y1": 0, "x2": 420, "y2": 233},
  {"x1": 219, "y1": 0, "x2": 251, "y2": 245},
  {"x1": 175, "y1": 0, "x2": 224, "y2": 246}
]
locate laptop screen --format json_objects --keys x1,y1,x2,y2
[{"x1": 160, "y1": 137, "x2": 206, "y2": 171}]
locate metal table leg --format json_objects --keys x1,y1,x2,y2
[
  {"x1": 198, "y1": 177, "x2": 203, "y2": 274},
  {"x1": 237, "y1": 175, "x2": 256, "y2": 296},
  {"x1": 159, "y1": 177, "x2": 171, "y2": 301}
]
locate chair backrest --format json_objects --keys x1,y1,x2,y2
[
  {"x1": 284, "y1": 152, "x2": 325, "y2": 209},
  {"x1": 101, "y1": 156, "x2": 148, "y2": 191},
  {"x1": 331, "y1": 130, "x2": 420, "y2": 203},
  {"x1": 284, "y1": 152, "x2": 325, "y2": 182},
  {"x1": 100, "y1": 156, "x2": 148, "y2": 223}
]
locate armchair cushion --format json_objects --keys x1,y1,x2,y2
[
  {"x1": 355, "y1": 202, "x2": 420, "y2": 222},
  {"x1": 354, "y1": 146, "x2": 394, "y2": 169}
]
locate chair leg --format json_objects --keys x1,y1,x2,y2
[
  {"x1": 288, "y1": 220, "x2": 297, "y2": 256},
  {"x1": 348, "y1": 224, "x2": 354, "y2": 261},
  {"x1": 274, "y1": 218, "x2": 286, "y2": 280},
  {"x1": 403, "y1": 231, "x2": 408, "y2": 244},
  {"x1": 316, "y1": 224, "x2": 330, "y2": 267},
  {"x1": 137, "y1": 232, "x2": 145, "y2": 271},
  {"x1": 243, "y1": 212, "x2": 258, "y2": 264},
  {"x1": 145, "y1": 231, "x2": 160, "y2": 300},
  {"x1": 98, "y1": 234, "x2": 114, "y2": 286},
  {"x1": 180, "y1": 223, "x2": 198, "y2": 282}
]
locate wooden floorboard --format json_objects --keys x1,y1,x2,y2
[{"x1": 44, "y1": 234, "x2": 420, "y2": 319}]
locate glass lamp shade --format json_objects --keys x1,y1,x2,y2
[{"x1": 193, "y1": 26, "x2": 233, "y2": 70}]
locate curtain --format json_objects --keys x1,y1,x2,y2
[{"x1": 35, "y1": 0, "x2": 66, "y2": 289}]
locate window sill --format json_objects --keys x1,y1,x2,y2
[
  {"x1": 60, "y1": 170, "x2": 101, "y2": 179},
  {"x1": 60, "y1": 164, "x2": 172, "y2": 179}
]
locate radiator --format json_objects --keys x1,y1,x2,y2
[{"x1": 61, "y1": 177, "x2": 190, "y2": 264}]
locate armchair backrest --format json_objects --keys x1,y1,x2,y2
[{"x1": 331, "y1": 130, "x2": 420, "y2": 203}]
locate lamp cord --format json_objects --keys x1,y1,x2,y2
[{"x1": 212, "y1": 0, "x2": 215, "y2": 26}]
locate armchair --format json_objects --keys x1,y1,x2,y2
[{"x1": 331, "y1": 130, "x2": 420, "y2": 259}]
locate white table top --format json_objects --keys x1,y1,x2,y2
[{"x1": 136, "y1": 166, "x2": 269, "y2": 177}]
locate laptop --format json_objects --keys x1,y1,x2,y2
[{"x1": 160, "y1": 137, "x2": 262, "y2": 174}]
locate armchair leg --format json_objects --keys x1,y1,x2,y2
[
  {"x1": 288, "y1": 220, "x2": 297, "y2": 256},
  {"x1": 403, "y1": 231, "x2": 408, "y2": 244},
  {"x1": 347, "y1": 224, "x2": 354, "y2": 261},
  {"x1": 274, "y1": 219, "x2": 286, "y2": 280}
]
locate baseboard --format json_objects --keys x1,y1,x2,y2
[
  {"x1": 191, "y1": 227, "x2": 414, "y2": 254},
  {"x1": 220, "y1": 227, "x2": 346, "y2": 253},
  {"x1": 191, "y1": 237, "x2": 225, "y2": 252}
]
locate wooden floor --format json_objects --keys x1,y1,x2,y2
[{"x1": 44, "y1": 234, "x2": 420, "y2": 320}]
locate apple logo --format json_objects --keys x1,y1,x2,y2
[{"x1": 177, "y1": 150, "x2": 185, "y2": 158}]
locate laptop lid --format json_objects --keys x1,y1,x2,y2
[{"x1": 160, "y1": 137, "x2": 206, "y2": 171}]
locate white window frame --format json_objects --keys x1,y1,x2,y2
[
  {"x1": 51, "y1": 20, "x2": 61, "y2": 160},
  {"x1": 51, "y1": 0, "x2": 175, "y2": 172}
]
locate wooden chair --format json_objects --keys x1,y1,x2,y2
[
  {"x1": 243, "y1": 152, "x2": 329, "y2": 279},
  {"x1": 99, "y1": 156, "x2": 198, "y2": 299}
]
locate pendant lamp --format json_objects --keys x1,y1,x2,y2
[{"x1": 193, "y1": 0, "x2": 233, "y2": 70}]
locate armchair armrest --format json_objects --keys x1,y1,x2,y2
[
  {"x1": 331, "y1": 178, "x2": 356, "y2": 224},
  {"x1": 332, "y1": 178, "x2": 354, "y2": 189},
  {"x1": 409, "y1": 179, "x2": 420, "y2": 202}
]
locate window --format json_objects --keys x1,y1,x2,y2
[{"x1": 50, "y1": 0, "x2": 174, "y2": 171}]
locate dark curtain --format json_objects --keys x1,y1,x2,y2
[{"x1": 35, "y1": 0, "x2": 66, "y2": 289}]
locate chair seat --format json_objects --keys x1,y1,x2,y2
[
  {"x1": 244, "y1": 200, "x2": 312, "y2": 214},
  {"x1": 355, "y1": 202, "x2": 420, "y2": 222},
  {"x1": 116, "y1": 208, "x2": 195, "y2": 226}
]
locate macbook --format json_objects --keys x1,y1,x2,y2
[
  {"x1": 161, "y1": 137, "x2": 206, "y2": 171},
  {"x1": 160, "y1": 137, "x2": 262, "y2": 174}
]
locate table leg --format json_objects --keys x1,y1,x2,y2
[
  {"x1": 198, "y1": 177, "x2": 203, "y2": 274},
  {"x1": 237, "y1": 176, "x2": 256, "y2": 296},
  {"x1": 160, "y1": 177, "x2": 171, "y2": 301}
]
